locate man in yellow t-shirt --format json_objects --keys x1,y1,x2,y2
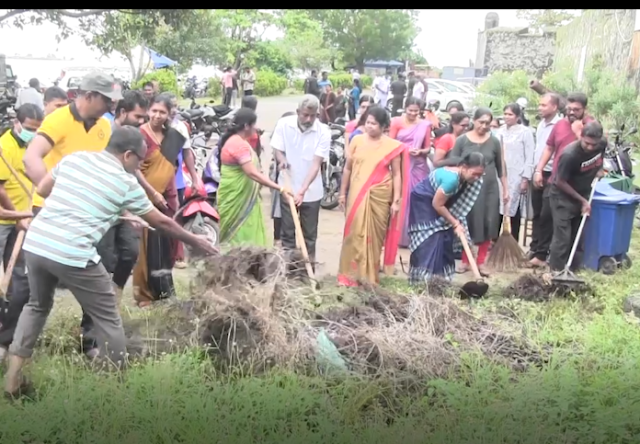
[
  {"x1": 22, "y1": 71, "x2": 122, "y2": 358},
  {"x1": 0, "y1": 104, "x2": 44, "y2": 358}
]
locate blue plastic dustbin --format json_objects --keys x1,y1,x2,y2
[{"x1": 583, "y1": 181, "x2": 640, "y2": 274}]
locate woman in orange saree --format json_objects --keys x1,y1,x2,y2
[
  {"x1": 337, "y1": 106, "x2": 409, "y2": 286},
  {"x1": 133, "y1": 94, "x2": 187, "y2": 307}
]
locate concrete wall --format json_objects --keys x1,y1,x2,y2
[
  {"x1": 554, "y1": 10, "x2": 636, "y2": 78},
  {"x1": 478, "y1": 28, "x2": 556, "y2": 77}
]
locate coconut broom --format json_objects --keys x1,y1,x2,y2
[{"x1": 487, "y1": 215, "x2": 525, "y2": 271}]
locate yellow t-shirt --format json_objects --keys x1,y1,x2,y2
[
  {"x1": 33, "y1": 104, "x2": 112, "y2": 208},
  {"x1": 0, "y1": 131, "x2": 33, "y2": 225}
]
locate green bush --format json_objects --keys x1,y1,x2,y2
[
  {"x1": 206, "y1": 77, "x2": 222, "y2": 99},
  {"x1": 293, "y1": 72, "x2": 373, "y2": 92},
  {"x1": 253, "y1": 70, "x2": 287, "y2": 97},
  {"x1": 474, "y1": 65, "x2": 640, "y2": 133},
  {"x1": 134, "y1": 69, "x2": 179, "y2": 96}
]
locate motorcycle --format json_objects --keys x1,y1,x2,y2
[
  {"x1": 603, "y1": 124, "x2": 637, "y2": 178},
  {"x1": 174, "y1": 182, "x2": 220, "y2": 258},
  {"x1": 321, "y1": 123, "x2": 346, "y2": 210}
]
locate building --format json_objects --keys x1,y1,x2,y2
[
  {"x1": 441, "y1": 66, "x2": 476, "y2": 82},
  {"x1": 475, "y1": 12, "x2": 556, "y2": 77}
]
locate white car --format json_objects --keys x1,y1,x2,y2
[
  {"x1": 432, "y1": 79, "x2": 476, "y2": 95},
  {"x1": 424, "y1": 80, "x2": 474, "y2": 112}
]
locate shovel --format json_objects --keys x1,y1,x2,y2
[
  {"x1": 457, "y1": 232, "x2": 489, "y2": 299},
  {"x1": 551, "y1": 179, "x2": 598, "y2": 288},
  {"x1": 281, "y1": 171, "x2": 317, "y2": 286}
]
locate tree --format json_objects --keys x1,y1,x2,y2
[
  {"x1": 277, "y1": 10, "x2": 332, "y2": 72},
  {"x1": 0, "y1": 9, "x2": 196, "y2": 38},
  {"x1": 246, "y1": 41, "x2": 293, "y2": 76},
  {"x1": 306, "y1": 9, "x2": 419, "y2": 72},
  {"x1": 81, "y1": 10, "x2": 213, "y2": 80},
  {"x1": 210, "y1": 9, "x2": 277, "y2": 69},
  {"x1": 516, "y1": 10, "x2": 580, "y2": 29}
]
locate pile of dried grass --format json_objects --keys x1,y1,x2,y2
[{"x1": 125, "y1": 247, "x2": 548, "y2": 377}]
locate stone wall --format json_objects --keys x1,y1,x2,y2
[
  {"x1": 554, "y1": 10, "x2": 635, "y2": 78},
  {"x1": 477, "y1": 28, "x2": 556, "y2": 77}
]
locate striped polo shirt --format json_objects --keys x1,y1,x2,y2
[{"x1": 23, "y1": 151, "x2": 154, "y2": 268}]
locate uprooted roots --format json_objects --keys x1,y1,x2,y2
[
  {"x1": 502, "y1": 274, "x2": 595, "y2": 302},
  {"x1": 124, "y1": 247, "x2": 548, "y2": 377}
]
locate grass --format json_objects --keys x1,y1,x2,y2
[{"x1": 3, "y1": 241, "x2": 640, "y2": 443}]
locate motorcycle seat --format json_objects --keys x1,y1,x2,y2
[
  {"x1": 213, "y1": 105, "x2": 232, "y2": 116},
  {"x1": 186, "y1": 109, "x2": 204, "y2": 119},
  {"x1": 331, "y1": 128, "x2": 344, "y2": 140}
]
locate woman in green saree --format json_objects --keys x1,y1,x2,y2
[{"x1": 217, "y1": 108, "x2": 292, "y2": 246}]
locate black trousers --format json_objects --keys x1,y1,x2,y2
[
  {"x1": 279, "y1": 199, "x2": 321, "y2": 270},
  {"x1": 391, "y1": 96, "x2": 404, "y2": 117},
  {"x1": 273, "y1": 218, "x2": 282, "y2": 241},
  {"x1": 223, "y1": 87, "x2": 233, "y2": 106},
  {"x1": 548, "y1": 189, "x2": 584, "y2": 271},
  {"x1": 96, "y1": 222, "x2": 140, "y2": 289},
  {"x1": 529, "y1": 172, "x2": 553, "y2": 261},
  {"x1": 0, "y1": 225, "x2": 30, "y2": 348},
  {"x1": 244, "y1": 89, "x2": 253, "y2": 96}
]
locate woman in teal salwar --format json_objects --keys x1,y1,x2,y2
[{"x1": 217, "y1": 108, "x2": 292, "y2": 246}]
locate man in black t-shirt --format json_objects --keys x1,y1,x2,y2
[
  {"x1": 303, "y1": 70, "x2": 321, "y2": 98},
  {"x1": 389, "y1": 74, "x2": 407, "y2": 117},
  {"x1": 548, "y1": 122, "x2": 605, "y2": 271}
]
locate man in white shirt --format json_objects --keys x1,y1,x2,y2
[
  {"x1": 271, "y1": 95, "x2": 330, "y2": 269},
  {"x1": 240, "y1": 67, "x2": 256, "y2": 96},
  {"x1": 15, "y1": 78, "x2": 44, "y2": 111},
  {"x1": 373, "y1": 71, "x2": 391, "y2": 108},
  {"x1": 412, "y1": 75, "x2": 426, "y2": 101},
  {"x1": 529, "y1": 93, "x2": 561, "y2": 267}
]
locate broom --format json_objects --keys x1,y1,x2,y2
[{"x1": 487, "y1": 214, "x2": 525, "y2": 272}]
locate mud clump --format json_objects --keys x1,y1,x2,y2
[{"x1": 503, "y1": 274, "x2": 595, "y2": 302}]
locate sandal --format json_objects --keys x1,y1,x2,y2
[
  {"x1": 456, "y1": 264, "x2": 470, "y2": 274},
  {"x1": 4, "y1": 374, "x2": 32, "y2": 400}
]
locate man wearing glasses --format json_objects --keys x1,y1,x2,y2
[{"x1": 23, "y1": 71, "x2": 122, "y2": 359}]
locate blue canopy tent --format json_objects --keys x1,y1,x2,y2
[{"x1": 146, "y1": 47, "x2": 177, "y2": 69}]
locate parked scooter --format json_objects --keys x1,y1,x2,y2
[
  {"x1": 321, "y1": 123, "x2": 346, "y2": 210},
  {"x1": 174, "y1": 183, "x2": 220, "y2": 258}
]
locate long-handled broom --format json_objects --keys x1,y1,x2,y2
[{"x1": 487, "y1": 214, "x2": 525, "y2": 272}]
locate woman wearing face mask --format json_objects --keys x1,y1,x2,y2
[
  {"x1": 345, "y1": 94, "x2": 373, "y2": 143},
  {"x1": 448, "y1": 108, "x2": 508, "y2": 276},
  {"x1": 433, "y1": 112, "x2": 470, "y2": 167},
  {"x1": 388, "y1": 96, "x2": 431, "y2": 247},
  {"x1": 217, "y1": 108, "x2": 293, "y2": 248},
  {"x1": 408, "y1": 152, "x2": 486, "y2": 284},
  {"x1": 132, "y1": 94, "x2": 189, "y2": 308},
  {"x1": 338, "y1": 106, "x2": 408, "y2": 285},
  {"x1": 497, "y1": 103, "x2": 535, "y2": 241}
]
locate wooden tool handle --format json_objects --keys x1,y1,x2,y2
[
  {"x1": 0, "y1": 231, "x2": 25, "y2": 297},
  {"x1": 281, "y1": 171, "x2": 316, "y2": 281},
  {"x1": 458, "y1": 233, "x2": 483, "y2": 280},
  {"x1": 0, "y1": 147, "x2": 33, "y2": 198},
  {"x1": 503, "y1": 214, "x2": 511, "y2": 234}
]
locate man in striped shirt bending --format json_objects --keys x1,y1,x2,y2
[{"x1": 4, "y1": 127, "x2": 216, "y2": 396}]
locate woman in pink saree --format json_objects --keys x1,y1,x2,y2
[
  {"x1": 388, "y1": 97, "x2": 432, "y2": 247},
  {"x1": 337, "y1": 106, "x2": 409, "y2": 286}
]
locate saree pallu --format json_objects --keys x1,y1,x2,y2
[
  {"x1": 394, "y1": 120, "x2": 431, "y2": 247},
  {"x1": 408, "y1": 174, "x2": 483, "y2": 285},
  {"x1": 338, "y1": 136, "x2": 409, "y2": 286},
  {"x1": 218, "y1": 150, "x2": 268, "y2": 247},
  {"x1": 133, "y1": 126, "x2": 186, "y2": 304}
]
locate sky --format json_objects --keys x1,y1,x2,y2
[{"x1": 0, "y1": 9, "x2": 529, "y2": 70}]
